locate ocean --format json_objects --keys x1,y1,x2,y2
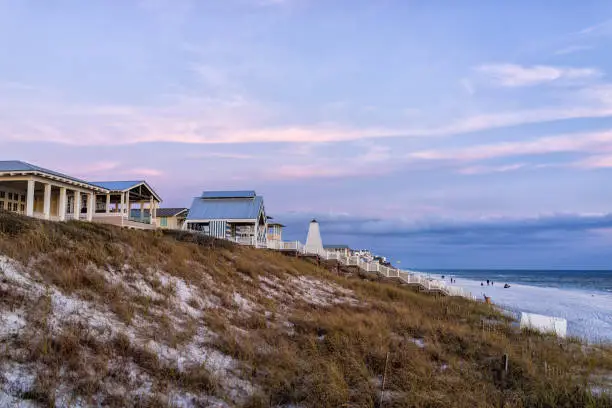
[{"x1": 422, "y1": 269, "x2": 612, "y2": 343}]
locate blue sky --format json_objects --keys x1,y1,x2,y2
[{"x1": 2, "y1": 0, "x2": 612, "y2": 269}]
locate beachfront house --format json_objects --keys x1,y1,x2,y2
[
  {"x1": 184, "y1": 190, "x2": 268, "y2": 246},
  {"x1": 156, "y1": 208, "x2": 189, "y2": 230},
  {"x1": 0, "y1": 160, "x2": 109, "y2": 221},
  {"x1": 324, "y1": 244, "x2": 351, "y2": 257},
  {"x1": 0, "y1": 161, "x2": 162, "y2": 230}
]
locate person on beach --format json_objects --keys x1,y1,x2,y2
[
  {"x1": 481, "y1": 282, "x2": 484, "y2": 286},
  {"x1": 487, "y1": 279, "x2": 490, "y2": 286}
]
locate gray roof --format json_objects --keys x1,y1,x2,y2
[
  {"x1": 187, "y1": 191, "x2": 265, "y2": 221},
  {"x1": 157, "y1": 208, "x2": 188, "y2": 218},
  {"x1": 91, "y1": 180, "x2": 162, "y2": 202},
  {"x1": 0, "y1": 160, "x2": 108, "y2": 192},
  {"x1": 91, "y1": 181, "x2": 144, "y2": 191},
  {"x1": 324, "y1": 245, "x2": 351, "y2": 249},
  {"x1": 200, "y1": 190, "x2": 256, "y2": 199}
]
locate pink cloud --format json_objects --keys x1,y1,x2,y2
[
  {"x1": 457, "y1": 163, "x2": 526, "y2": 175},
  {"x1": 410, "y1": 130, "x2": 612, "y2": 161},
  {"x1": 575, "y1": 154, "x2": 612, "y2": 168}
]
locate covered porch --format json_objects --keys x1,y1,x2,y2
[
  {"x1": 90, "y1": 181, "x2": 162, "y2": 230},
  {"x1": 0, "y1": 177, "x2": 108, "y2": 222}
]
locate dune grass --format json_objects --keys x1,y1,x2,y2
[{"x1": 0, "y1": 210, "x2": 611, "y2": 407}]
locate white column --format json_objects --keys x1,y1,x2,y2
[
  {"x1": 58, "y1": 187, "x2": 67, "y2": 221},
  {"x1": 87, "y1": 193, "x2": 94, "y2": 221},
  {"x1": 43, "y1": 183, "x2": 51, "y2": 220},
  {"x1": 74, "y1": 191, "x2": 81, "y2": 220},
  {"x1": 149, "y1": 198, "x2": 154, "y2": 226},
  {"x1": 26, "y1": 179, "x2": 35, "y2": 217},
  {"x1": 119, "y1": 192, "x2": 125, "y2": 215},
  {"x1": 125, "y1": 192, "x2": 130, "y2": 218},
  {"x1": 140, "y1": 201, "x2": 145, "y2": 221},
  {"x1": 106, "y1": 194, "x2": 111, "y2": 214}
]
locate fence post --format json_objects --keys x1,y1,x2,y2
[{"x1": 379, "y1": 352, "x2": 390, "y2": 408}]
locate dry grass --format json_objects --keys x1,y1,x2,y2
[{"x1": 0, "y1": 210, "x2": 611, "y2": 407}]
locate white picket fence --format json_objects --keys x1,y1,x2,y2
[
  {"x1": 216, "y1": 236, "x2": 473, "y2": 299},
  {"x1": 259, "y1": 240, "x2": 472, "y2": 299}
]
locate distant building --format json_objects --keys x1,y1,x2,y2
[
  {"x1": 184, "y1": 190, "x2": 267, "y2": 245},
  {"x1": 267, "y1": 221, "x2": 285, "y2": 242},
  {"x1": 324, "y1": 244, "x2": 351, "y2": 257},
  {"x1": 155, "y1": 208, "x2": 189, "y2": 230},
  {"x1": 0, "y1": 161, "x2": 161, "y2": 230}
]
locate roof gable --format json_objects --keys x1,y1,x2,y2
[
  {"x1": 90, "y1": 180, "x2": 162, "y2": 202},
  {"x1": 91, "y1": 181, "x2": 145, "y2": 191}
]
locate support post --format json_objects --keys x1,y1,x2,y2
[
  {"x1": 26, "y1": 179, "x2": 35, "y2": 217},
  {"x1": 58, "y1": 187, "x2": 67, "y2": 221},
  {"x1": 140, "y1": 201, "x2": 144, "y2": 221},
  {"x1": 106, "y1": 194, "x2": 111, "y2": 214},
  {"x1": 149, "y1": 198, "x2": 156, "y2": 226},
  {"x1": 87, "y1": 193, "x2": 94, "y2": 221},
  {"x1": 74, "y1": 191, "x2": 81, "y2": 220},
  {"x1": 43, "y1": 183, "x2": 51, "y2": 220},
  {"x1": 125, "y1": 192, "x2": 130, "y2": 219}
]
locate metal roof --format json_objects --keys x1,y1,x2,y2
[
  {"x1": 90, "y1": 180, "x2": 162, "y2": 202},
  {"x1": 200, "y1": 190, "x2": 256, "y2": 199},
  {"x1": 187, "y1": 193, "x2": 265, "y2": 221},
  {"x1": 91, "y1": 181, "x2": 145, "y2": 191},
  {"x1": 0, "y1": 160, "x2": 109, "y2": 192},
  {"x1": 267, "y1": 222, "x2": 285, "y2": 227},
  {"x1": 157, "y1": 208, "x2": 189, "y2": 218},
  {"x1": 324, "y1": 245, "x2": 351, "y2": 249}
]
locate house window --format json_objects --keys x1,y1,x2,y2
[
  {"x1": 160, "y1": 217, "x2": 168, "y2": 227},
  {"x1": 0, "y1": 201, "x2": 4, "y2": 210},
  {"x1": 0, "y1": 191, "x2": 4, "y2": 198}
]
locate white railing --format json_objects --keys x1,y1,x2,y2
[
  {"x1": 294, "y1": 244, "x2": 474, "y2": 300},
  {"x1": 194, "y1": 232, "x2": 474, "y2": 300}
]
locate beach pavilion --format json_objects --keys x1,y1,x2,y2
[{"x1": 90, "y1": 181, "x2": 162, "y2": 230}]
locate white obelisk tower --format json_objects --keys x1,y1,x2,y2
[{"x1": 305, "y1": 219, "x2": 324, "y2": 254}]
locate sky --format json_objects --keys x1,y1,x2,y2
[{"x1": 1, "y1": 0, "x2": 612, "y2": 269}]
